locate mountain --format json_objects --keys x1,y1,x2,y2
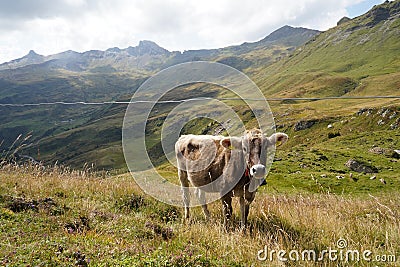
[
  {"x1": 1, "y1": 1, "x2": 399, "y2": 172},
  {"x1": 245, "y1": 25, "x2": 320, "y2": 48},
  {"x1": 254, "y1": 0, "x2": 400, "y2": 103},
  {"x1": 0, "y1": 25, "x2": 319, "y2": 168},
  {"x1": 0, "y1": 40, "x2": 173, "y2": 73},
  {"x1": 0, "y1": 50, "x2": 45, "y2": 70},
  {"x1": 0, "y1": 26, "x2": 319, "y2": 74}
]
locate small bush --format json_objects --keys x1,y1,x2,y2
[
  {"x1": 117, "y1": 193, "x2": 146, "y2": 211},
  {"x1": 328, "y1": 132, "x2": 341, "y2": 139},
  {"x1": 64, "y1": 216, "x2": 90, "y2": 234}
]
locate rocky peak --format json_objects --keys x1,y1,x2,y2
[
  {"x1": 337, "y1": 17, "x2": 351, "y2": 26},
  {"x1": 126, "y1": 40, "x2": 170, "y2": 56},
  {"x1": 26, "y1": 50, "x2": 40, "y2": 57},
  {"x1": 262, "y1": 25, "x2": 320, "y2": 43},
  {"x1": 23, "y1": 50, "x2": 44, "y2": 62}
]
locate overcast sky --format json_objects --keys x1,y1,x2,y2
[{"x1": 0, "y1": 0, "x2": 385, "y2": 63}]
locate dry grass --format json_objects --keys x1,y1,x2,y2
[{"x1": 0, "y1": 162, "x2": 399, "y2": 266}]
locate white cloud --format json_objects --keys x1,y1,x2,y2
[{"x1": 0, "y1": 0, "x2": 377, "y2": 63}]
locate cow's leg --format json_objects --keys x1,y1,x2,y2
[
  {"x1": 241, "y1": 191, "x2": 255, "y2": 230},
  {"x1": 221, "y1": 192, "x2": 233, "y2": 228},
  {"x1": 195, "y1": 188, "x2": 210, "y2": 220},
  {"x1": 179, "y1": 169, "x2": 190, "y2": 220},
  {"x1": 239, "y1": 196, "x2": 251, "y2": 229}
]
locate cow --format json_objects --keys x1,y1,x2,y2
[{"x1": 175, "y1": 129, "x2": 288, "y2": 228}]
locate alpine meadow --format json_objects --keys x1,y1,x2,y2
[{"x1": 0, "y1": 1, "x2": 399, "y2": 266}]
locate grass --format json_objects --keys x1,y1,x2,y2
[
  {"x1": 1, "y1": 1, "x2": 399, "y2": 172},
  {"x1": 0, "y1": 3, "x2": 399, "y2": 264},
  {"x1": 0, "y1": 162, "x2": 399, "y2": 266}
]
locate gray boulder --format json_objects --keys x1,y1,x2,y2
[
  {"x1": 345, "y1": 159, "x2": 378, "y2": 173},
  {"x1": 294, "y1": 120, "x2": 317, "y2": 131}
]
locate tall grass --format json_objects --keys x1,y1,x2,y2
[{"x1": 0, "y1": 164, "x2": 398, "y2": 266}]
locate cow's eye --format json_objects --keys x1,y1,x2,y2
[{"x1": 243, "y1": 147, "x2": 247, "y2": 152}]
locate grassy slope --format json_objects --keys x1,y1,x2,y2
[
  {"x1": 0, "y1": 27, "x2": 319, "y2": 168},
  {"x1": 0, "y1": 164, "x2": 399, "y2": 266},
  {"x1": 250, "y1": 1, "x2": 400, "y2": 128},
  {"x1": 14, "y1": 2, "x2": 398, "y2": 172},
  {"x1": 1, "y1": 3, "x2": 400, "y2": 265}
]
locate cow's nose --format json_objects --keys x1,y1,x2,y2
[{"x1": 250, "y1": 164, "x2": 266, "y2": 179}]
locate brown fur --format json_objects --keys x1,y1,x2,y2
[{"x1": 175, "y1": 129, "x2": 288, "y2": 228}]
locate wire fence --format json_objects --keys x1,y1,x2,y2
[{"x1": 0, "y1": 96, "x2": 399, "y2": 107}]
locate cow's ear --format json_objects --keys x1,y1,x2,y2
[
  {"x1": 268, "y1": 133, "x2": 288, "y2": 147},
  {"x1": 221, "y1": 138, "x2": 232, "y2": 149},
  {"x1": 221, "y1": 137, "x2": 242, "y2": 149}
]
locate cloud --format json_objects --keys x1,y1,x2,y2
[
  {"x1": 0, "y1": 0, "x2": 378, "y2": 63},
  {"x1": 0, "y1": 0, "x2": 89, "y2": 20}
]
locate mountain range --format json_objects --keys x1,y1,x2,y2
[
  {"x1": 0, "y1": 0, "x2": 399, "y2": 170},
  {"x1": 0, "y1": 26, "x2": 319, "y2": 73}
]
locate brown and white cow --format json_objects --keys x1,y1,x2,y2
[{"x1": 175, "y1": 129, "x2": 288, "y2": 228}]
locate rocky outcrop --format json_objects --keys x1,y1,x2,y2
[
  {"x1": 345, "y1": 159, "x2": 378, "y2": 173},
  {"x1": 365, "y1": 0, "x2": 400, "y2": 27},
  {"x1": 369, "y1": 147, "x2": 389, "y2": 155},
  {"x1": 390, "y1": 118, "x2": 400, "y2": 130},
  {"x1": 293, "y1": 120, "x2": 317, "y2": 131},
  {"x1": 337, "y1": 17, "x2": 351, "y2": 26}
]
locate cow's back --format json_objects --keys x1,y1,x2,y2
[{"x1": 175, "y1": 135, "x2": 227, "y2": 188}]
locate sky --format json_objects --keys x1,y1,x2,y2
[{"x1": 0, "y1": 0, "x2": 386, "y2": 64}]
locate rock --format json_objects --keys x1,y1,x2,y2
[
  {"x1": 368, "y1": 147, "x2": 388, "y2": 155},
  {"x1": 294, "y1": 120, "x2": 317, "y2": 131},
  {"x1": 299, "y1": 163, "x2": 308, "y2": 169},
  {"x1": 357, "y1": 108, "x2": 373, "y2": 116},
  {"x1": 336, "y1": 175, "x2": 345, "y2": 179},
  {"x1": 370, "y1": 175, "x2": 376, "y2": 180},
  {"x1": 377, "y1": 119, "x2": 385, "y2": 125},
  {"x1": 379, "y1": 178, "x2": 386, "y2": 185},
  {"x1": 327, "y1": 124, "x2": 333, "y2": 129},
  {"x1": 392, "y1": 150, "x2": 400, "y2": 159},
  {"x1": 390, "y1": 118, "x2": 400, "y2": 129},
  {"x1": 366, "y1": 5, "x2": 390, "y2": 27},
  {"x1": 337, "y1": 16, "x2": 351, "y2": 26},
  {"x1": 381, "y1": 109, "x2": 391, "y2": 118},
  {"x1": 357, "y1": 108, "x2": 367, "y2": 115},
  {"x1": 345, "y1": 159, "x2": 378, "y2": 173}
]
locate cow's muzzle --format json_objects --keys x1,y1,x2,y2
[{"x1": 250, "y1": 164, "x2": 266, "y2": 179}]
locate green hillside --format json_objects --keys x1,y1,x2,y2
[
  {"x1": 1, "y1": 2, "x2": 400, "y2": 265},
  {"x1": 0, "y1": 26, "x2": 319, "y2": 167},
  {"x1": 256, "y1": 0, "x2": 400, "y2": 101},
  {"x1": 0, "y1": 1, "x2": 399, "y2": 195}
]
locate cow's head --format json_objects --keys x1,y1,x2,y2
[{"x1": 221, "y1": 129, "x2": 288, "y2": 179}]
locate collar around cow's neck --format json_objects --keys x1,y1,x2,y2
[{"x1": 244, "y1": 167, "x2": 251, "y2": 178}]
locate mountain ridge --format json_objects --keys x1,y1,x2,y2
[{"x1": 0, "y1": 25, "x2": 319, "y2": 72}]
